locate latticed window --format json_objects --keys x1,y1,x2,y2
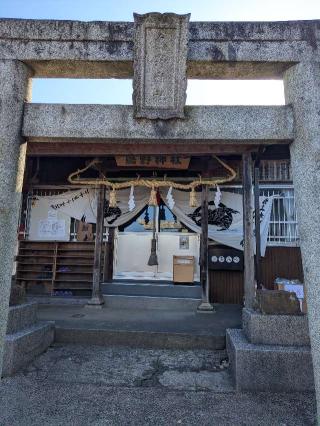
[
  {"x1": 222, "y1": 184, "x2": 299, "y2": 247},
  {"x1": 260, "y1": 160, "x2": 292, "y2": 182},
  {"x1": 261, "y1": 186, "x2": 298, "y2": 246}
]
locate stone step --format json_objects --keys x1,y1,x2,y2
[
  {"x1": 103, "y1": 294, "x2": 201, "y2": 310},
  {"x1": 55, "y1": 326, "x2": 225, "y2": 350},
  {"x1": 102, "y1": 282, "x2": 202, "y2": 299},
  {"x1": 3, "y1": 321, "x2": 54, "y2": 377},
  {"x1": 226, "y1": 329, "x2": 314, "y2": 392},
  {"x1": 6, "y1": 302, "x2": 38, "y2": 334}
]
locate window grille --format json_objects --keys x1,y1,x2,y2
[
  {"x1": 259, "y1": 160, "x2": 292, "y2": 182},
  {"x1": 221, "y1": 184, "x2": 299, "y2": 246}
]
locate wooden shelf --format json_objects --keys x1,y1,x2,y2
[
  {"x1": 56, "y1": 255, "x2": 94, "y2": 259},
  {"x1": 16, "y1": 278, "x2": 52, "y2": 282},
  {"x1": 56, "y1": 271, "x2": 92, "y2": 275},
  {"x1": 19, "y1": 248, "x2": 55, "y2": 251},
  {"x1": 17, "y1": 254, "x2": 54, "y2": 258},
  {"x1": 16, "y1": 241, "x2": 95, "y2": 295}
]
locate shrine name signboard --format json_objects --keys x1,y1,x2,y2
[{"x1": 115, "y1": 155, "x2": 190, "y2": 169}]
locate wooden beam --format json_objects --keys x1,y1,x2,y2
[
  {"x1": 88, "y1": 185, "x2": 105, "y2": 306},
  {"x1": 242, "y1": 153, "x2": 256, "y2": 308},
  {"x1": 27, "y1": 142, "x2": 260, "y2": 157}
]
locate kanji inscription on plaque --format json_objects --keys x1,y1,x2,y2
[{"x1": 133, "y1": 13, "x2": 190, "y2": 120}]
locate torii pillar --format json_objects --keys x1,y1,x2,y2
[
  {"x1": 0, "y1": 60, "x2": 32, "y2": 378},
  {"x1": 284, "y1": 62, "x2": 320, "y2": 419}
]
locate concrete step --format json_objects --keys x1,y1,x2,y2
[
  {"x1": 103, "y1": 294, "x2": 201, "y2": 310},
  {"x1": 3, "y1": 321, "x2": 54, "y2": 377},
  {"x1": 55, "y1": 326, "x2": 225, "y2": 350},
  {"x1": 6, "y1": 302, "x2": 38, "y2": 334},
  {"x1": 102, "y1": 282, "x2": 202, "y2": 299}
]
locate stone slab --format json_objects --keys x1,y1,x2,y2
[
  {"x1": 102, "y1": 294, "x2": 200, "y2": 310},
  {"x1": 133, "y1": 13, "x2": 189, "y2": 119},
  {"x1": 226, "y1": 328, "x2": 314, "y2": 392},
  {"x1": 23, "y1": 104, "x2": 293, "y2": 143},
  {"x1": 101, "y1": 282, "x2": 202, "y2": 299},
  {"x1": 55, "y1": 327, "x2": 225, "y2": 350},
  {"x1": 6, "y1": 302, "x2": 38, "y2": 334},
  {"x1": 2, "y1": 321, "x2": 54, "y2": 377},
  {"x1": 0, "y1": 19, "x2": 320, "y2": 78},
  {"x1": 243, "y1": 308, "x2": 310, "y2": 346},
  {"x1": 256, "y1": 289, "x2": 301, "y2": 315}
]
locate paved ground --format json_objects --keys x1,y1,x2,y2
[
  {"x1": 0, "y1": 344, "x2": 316, "y2": 425},
  {"x1": 37, "y1": 304, "x2": 242, "y2": 335}
]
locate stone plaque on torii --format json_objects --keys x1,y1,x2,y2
[{"x1": 133, "y1": 12, "x2": 190, "y2": 120}]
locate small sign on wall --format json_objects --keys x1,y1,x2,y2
[
  {"x1": 208, "y1": 246, "x2": 244, "y2": 271},
  {"x1": 179, "y1": 235, "x2": 189, "y2": 250},
  {"x1": 38, "y1": 219, "x2": 66, "y2": 239}
]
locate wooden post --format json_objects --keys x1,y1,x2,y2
[
  {"x1": 87, "y1": 185, "x2": 105, "y2": 306},
  {"x1": 254, "y1": 163, "x2": 262, "y2": 289},
  {"x1": 242, "y1": 153, "x2": 256, "y2": 308},
  {"x1": 103, "y1": 227, "x2": 115, "y2": 282},
  {"x1": 198, "y1": 184, "x2": 214, "y2": 312}
]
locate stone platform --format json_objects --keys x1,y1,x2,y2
[
  {"x1": 37, "y1": 303, "x2": 242, "y2": 350},
  {"x1": 227, "y1": 308, "x2": 314, "y2": 392},
  {"x1": 2, "y1": 302, "x2": 54, "y2": 377}
]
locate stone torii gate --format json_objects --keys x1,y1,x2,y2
[{"x1": 0, "y1": 12, "x2": 319, "y2": 414}]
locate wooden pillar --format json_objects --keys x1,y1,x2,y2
[
  {"x1": 242, "y1": 153, "x2": 256, "y2": 308},
  {"x1": 103, "y1": 227, "x2": 115, "y2": 282},
  {"x1": 87, "y1": 185, "x2": 105, "y2": 306},
  {"x1": 198, "y1": 184, "x2": 214, "y2": 312},
  {"x1": 254, "y1": 162, "x2": 262, "y2": 289}
]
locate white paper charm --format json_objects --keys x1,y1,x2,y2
[
  {"x1": 128, "y1": 185, "x2": 135, "y2": 211},
  {"x1": 166, "y1": 186, "x2": 175, "y2": 210},
  {"x1": 214, "y1": 185, "x2": 222, "y2": 209}
]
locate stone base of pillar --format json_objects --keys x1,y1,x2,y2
[
  {"x1": 197, "y1": 302, "x2": 215, "y2": 313},
  {"x1": 86, "y1": 295, "x2": 105, "y2": 308}
]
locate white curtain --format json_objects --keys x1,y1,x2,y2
[
  {"x1": 160, "y1": 189, "x2": 273, "y2": 256},
  {"x1": 104, "y1": 187, "x2": 150, "y2": 227},
  {"x1": 30, "y1": 187, "x2": 150, "y2": 227},
  {"x1": 30, "y1": 187, "x2": 273, "y2": 255}
]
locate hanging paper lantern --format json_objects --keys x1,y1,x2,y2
[
  {"x1": 189, "y1": 187, "x2": 198, "y2": 207},
  {"x1": 214, "y1": 184, "x2": 222, "y2": 209},
  {"x1": 128, "y1": 185, "x2": 135, "y2": 211},
  {"x1": 109, "y1": 187, "x2": 117, "y2": 207},
  {"x1": 148, "y1": 187, "x2": 157, "y2": 206}
]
